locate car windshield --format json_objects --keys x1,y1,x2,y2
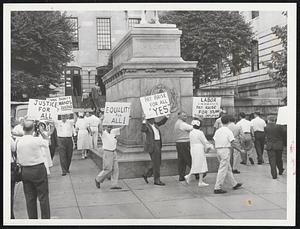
[{"x1": 16, "y1": 109, "x2": 28, "y2": 120}]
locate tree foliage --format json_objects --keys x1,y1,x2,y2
[
  {"x1": 11, "y1": 11, "x2": 75, "y2": 101},
  {"x1": 159, "y1": 11, "x2": 253, "y2": 87},
  {"x1": 263, "y1": 12, "x2": 287, "y2": 88}
]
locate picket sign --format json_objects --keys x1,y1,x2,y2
[
  {"x1": 102, "y1": 102, "x2": 131, "y2": 126},
  {"x1": 140, "y1": 92, "x2": 171, "y2": 119},
  {"x1": 276, "y1": 106, "x2": 287, "y2": 125},
  {"x1": 27, "y1": 99, "x2": 58, "y2": 121},
  {"x1": 192, "y1": 97, "x2": 221, "y2": 118},
  {"x1": 46, "y1": 96, "x2": 73, "y2": 115}
]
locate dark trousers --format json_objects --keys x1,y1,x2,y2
[
  {"x1": 254, "y1": 131, "x2": 265, "y2": 163},
  {"x1": 49, "y1": 145, "x2": 56, "y2": 160},
  {"x1": 144, "y1": 141, "x2": 161, "y2": 183},
  {"x1": 22, "y1": 163, "x2": 50, "y2": 219},
  {"x1": 11, "y1": 178, "x2": 16, "y2": 219},
  {"x1": 57, "y1": 137, "x2": 73, "y2": 174},
  {"x1": 267, "y1": 149, "x2": 283, "y2": 179},
  {"x1": 176, "y1": 142, "x2": 192, "y2": 179}
]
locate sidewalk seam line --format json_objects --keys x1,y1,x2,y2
[
  {"x1": 122, "y1": 180, "x2": 158, "y2": 219},
  {"x1": 69, "y1": 171, "x2": 84, "y2": 219}
]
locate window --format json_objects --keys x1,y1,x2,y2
[
  {"x1": 67, "y1": 17, "x2": 79, "y2": 50},
  {"x1": 251, "y1": 11, "x2": 259, "y2": 19},
  {"x1": 128, "y1": 18, "x2": 141, "y2": 29},
  {"x1": 251, "y1": 40, "x2": 259, "y2": 72},
  {"x1": 97, "y1": 18, "x2": 111, "y2": 50}
]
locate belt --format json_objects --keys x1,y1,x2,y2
[
  {"x1": 254, "y1": 130, "x2": 264, "y2": 133},
  {"x1": 58, "y1": 136, "x2": 72, "y2": 138},
  {"x1": 22, "y1": 162, "x2": 44, "y2": 168},
  {"x1": 244, "y1": 132, "x2": 251, "y2": 134},
  {"x1": 103, "y1": 149, "x2": 116, "y2": 152}
]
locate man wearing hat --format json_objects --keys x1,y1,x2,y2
[
  {"x1": 251, "y1": 111, "x2": 266, "y2": 164},
  {"x1": 264, "y1": 115, "x2": 285, "y2": 179}
]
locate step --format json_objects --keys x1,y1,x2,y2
[{"x1": 89, "y1": 146, "x2": 219, "y2": 179}]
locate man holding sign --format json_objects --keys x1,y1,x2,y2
[
  {"x1": 94, "y1": 121, "x2": 129, "y2": 190},
  {"x1": 140, "y1": 92, "x2": 171, "y2": 186}
]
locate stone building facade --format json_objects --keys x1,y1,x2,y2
[
  {"x1": 197, "y1": 11, "x2": 287, "y2": 117},
  {"x1": 57, "y1": 10, "x2": 155, "y2": 98}
]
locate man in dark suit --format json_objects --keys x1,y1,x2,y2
[
  {"x1": 141, "y1": 115, "x2": 169, "y2": 186},
  {"x1": 264, "y1": 115, "x2": 285, "y2": 179}
]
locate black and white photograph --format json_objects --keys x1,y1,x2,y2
[{"x1": 3, "y1": 2, "x2": 296, "y2": 226}]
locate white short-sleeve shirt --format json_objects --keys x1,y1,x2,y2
[
  {"x1": 16, "y1": 135, "x2": 48, "y2": 166},
  {"x1": 213, "y1": 126, "x2": 235, "y2": 148},
  {"x1": 251, "y1": 117, "x2": 266, "y2": 132},
  {"x1": 101, "y1": 128, "x2": 121, "y2": 151},
  {"x1": 236, "y1": 118, "x2": 253, "y2": 133}
]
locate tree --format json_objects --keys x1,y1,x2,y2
[
  {"x1": 159, "y1": 11, "x2": 253, "y2": 88},
  {"x1": 263, "y1": 12, "x2": 287, "y2": 88},
  {"x1": 11, "y1": 11, "x2": 75, "y2": 101}
]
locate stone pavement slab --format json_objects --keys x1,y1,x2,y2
[{"x1": 13, "y1": 150, "x2": 287, "y2": 220}]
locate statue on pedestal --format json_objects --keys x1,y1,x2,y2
[{"x1": 140, "y1": 10, "x2": 160, "y2": 24}]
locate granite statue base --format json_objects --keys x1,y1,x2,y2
[{"x1": 89, "y1": 145, "x2": 219, "y2": 179}]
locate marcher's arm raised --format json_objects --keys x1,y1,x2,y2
[{"x1": 155, "y1": 116, "x2": 168, "y2": 127}]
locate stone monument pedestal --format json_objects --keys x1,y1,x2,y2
[{"x1": 90, "y1": 23, "x2": 219, "y2": 178}]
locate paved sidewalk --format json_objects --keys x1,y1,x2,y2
[{"x1": 13, "y1": 150, "x2": 287, "y2": 219}]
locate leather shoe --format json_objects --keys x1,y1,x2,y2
[
  {"x1": 214, "y1": 189, "x2": 227, "y2": 194},
  {"x1": 95, "y1": 179, "x2": 100, "y2": 189},
  {"x1": 279, "y1": 168, "x2": 285, "y2": 175},
  {"x1": 179, "y1": 177, "x2": 185, "y2": 182},
  {"x1": 233, "y1": 183, "x2": 243, "y2": 190},
  {"x1": 249, "y1": 158, "x2": 254, "y2": 165},
  {"x1": 142, "y1": 175, "x2": 149, "y2": 184},
  {"x1": 62, "y1": 173, "x2": 67, "y2": 176},
  {"x1": 232, "y1": 170, "x2": 240, "y2": 174},
  {"x1": 195, "y1": 174, "x2": 199, "y2": 180},
  {"x1": 240, "y1": 162, "x2": 246, "y2": 165},
  {"x1": 154, "y1": 181, "x2": 165, "y2": 186},
  {"x1": 110, "y1": 186, "x2": 122, "y2": 190}
]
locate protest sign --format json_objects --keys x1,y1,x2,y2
[
  {"x1": 27, "y1": 99, "x2": 58, "y2": 121},
  {"x1": 192, "y1": 97, "x2": 221, "y2": 118},
  {"x1": 140, "y1": 92, "x2": 171, "y2": 119},
  {"x1": 102, "y1": 102, "x2": 131, "y2": 126},
  {"x1": 47, "y1": 96, "x2": 73, "y2": 114},
  {"x1": 276, "y1": 106, "x2": 287, "y2": 125}
]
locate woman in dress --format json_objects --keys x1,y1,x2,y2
[
  {"x1": 185, "y1": 119, "x2": 214, "y2": 187},
  {"x1": 76, "y1": 112, "x2": 92, "y2": 159}
]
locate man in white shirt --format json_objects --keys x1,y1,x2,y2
[
  {"x1": 16, "y1": 120, "x2": 50, "y2": 219},
  {"x1": 213, "y1": 109, "x2": 227, "y2": 134},
  {"x1": 85, "y1": 111, "x2": 101, "y2": 149},
  {"x1": 53, "y1": 114, "x2": 74, "y2": 176},
  {"x1": 236, "y1": 112, "x2": 255, "y2": 165},
  {"x1": 213, "y1": 115, "x2": 244, "y2": 194},
  {"x1": 251, "y1": 111, "x2": 267, "y2": 164},
  {"x1": 95, "y1": 124, "x2": 126, "y2": 189},
  {"x1": 174, "y1": 111, "x2": 200, "y2": 181}
]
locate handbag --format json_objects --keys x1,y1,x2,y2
[{"x1": 11, "y1": 142, "x2": 22, "y2": 183}]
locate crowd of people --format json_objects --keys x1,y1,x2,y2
[{"x1": 10, "y1": 108, "x2": 286, "y2": 219}]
